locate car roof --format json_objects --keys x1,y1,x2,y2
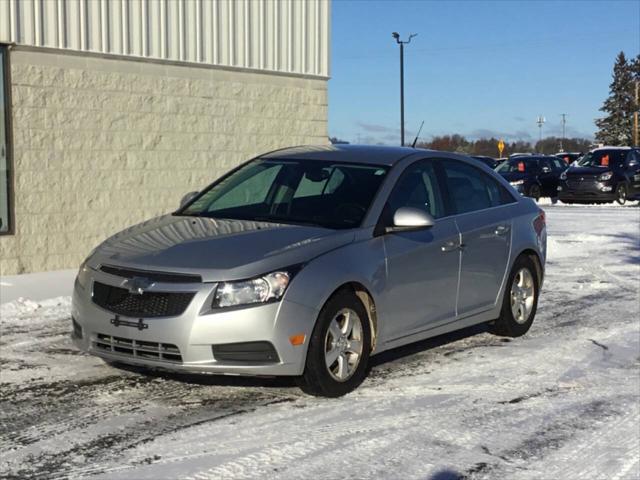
[
  {"x1": 261, "y1": 144, "x2": 423, "y2": 166},
  {"x1": 592, "y1": 146, "x2": 635, "y2": 152}
]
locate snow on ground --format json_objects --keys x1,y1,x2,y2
[{"x1": 1, "y1": 204, "x2": 639, "y2": 480}]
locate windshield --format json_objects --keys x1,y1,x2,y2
[
  {"x1": 496, "y1": 158, "x2": 539, "y2": 173},
  {"x1": 178, "y1": 159, "x2": 389, "y2": 229},
  {"x1": 578, "y1": 150, "x2": 626, "y2": 168}
]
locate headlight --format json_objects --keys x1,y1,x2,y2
[
  {"x1": 598, "y1": 171, "x2": 613, "y2": 181},
  {"x1": 75, "y1": 260, "x2": 91, "y2": 290},
  {"x1": 510, "y1": 180, "x2": 524, "y2": 186},
  {"x1": 560, "y1": 171, "x2": 567, "y2": 181},
  {"x1": 213, "y1": 270, "x2": 292, "y2": 308}
]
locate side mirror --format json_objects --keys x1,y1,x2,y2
[
  {"x1": 385, "y1": 207, "x2": 435, "y2": 233},
  {"x1": 179, "y1": 191, "x2": 199, "y2": 208}
]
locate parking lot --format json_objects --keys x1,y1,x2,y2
[{"x1": 1, "y1": 203, "x2": 639, "y2": 480}]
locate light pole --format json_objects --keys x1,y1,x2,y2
[
  {"x1": 560, "y1": 113, "x2": 567, "y2": 152},
  {"x1": 392, "y1": 32, "x2": 416, "y2": 146},
  {"x1": 536, "y1": 115, "x2": 545, "y2": 152}
]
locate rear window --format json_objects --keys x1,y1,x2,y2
[{"x1": 578, "y1": 150, "x2": 626, "y2": 168}]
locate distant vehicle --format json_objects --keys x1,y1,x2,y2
[
  {"x1": 471, "y1": 155, "x2": 498, "y2": 169},
  {"x1": 558, "y1": 147, "x2": 640, "y2": 205},
  {"x1": 554, "y1": 152, "x2": 582, "y2": 165},
  {"x1": 496, "y1": 155, "x2": 567, "y2": 201},
  {"x1": 71, "y1": 145, "x2": 546, "y2": 397}
]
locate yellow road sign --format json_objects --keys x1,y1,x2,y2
[{"x1": 498, "y1": 139, "x2": 505, "y2": 156}]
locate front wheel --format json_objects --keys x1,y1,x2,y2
[
  {"x1": 297, "y1": 290, "x2": 371, "y2": 397},
  {"x1": 490, "y1": 255, "x2": 540, "y2": 337},
  {"x1": 616, "y1": 183, "x2": 628, "y2": 205}
]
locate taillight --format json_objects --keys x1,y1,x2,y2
[{"x1": 533, "y1": 209, "x2": 545, "y2": 236}]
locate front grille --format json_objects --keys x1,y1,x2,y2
[
  {"x1": 92, "y1": 282, "x2": 195, "y2": 318},
  {"x1": 100, "y1": 265, "x2": 202, "y2": 283},
  {"x1": 567, "y1": 179, "x2": 598, "y2": 190},
  {"x1": 93, "y1": 333, "x2": 183, "y2": 363}
]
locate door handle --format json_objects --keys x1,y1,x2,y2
[
  {"x1": 495, "y1": 225, "x2": 510, "y2": 236},
  {"x1": 441, "y1": 240, "x2": 464, "y2": 252},
  {"x1": 441, "y1": 240, "x2": 458, "y2": 252}
]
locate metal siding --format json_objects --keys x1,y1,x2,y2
[{"x1": 0, "y1": 0, "x2": 329, "y2": 77}]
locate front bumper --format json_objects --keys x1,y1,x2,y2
[
  {"x1": 557, "y1": 181, "x2": 616, "y2": 202},
  {"x1": 71, "y1": 269, "x2": 319, "y2": 376}
]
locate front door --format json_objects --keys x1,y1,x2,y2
[{"x1": 380, "y1": 160, "x2": 460, "y2": 341}]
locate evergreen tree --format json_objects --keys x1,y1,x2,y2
[{"x1": 595, "y1": 52, "x2": 635, "y2": 145}]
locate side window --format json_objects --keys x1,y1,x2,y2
[
  {"x1": 441, "y1": 160, "x2": 513, "y2": 214},
  {"x1": 386, "y1": 160, "x2": 445, "y2": 220},
  {"x1": 551, "y1": 158, "x2": 566, "y2": 171},
  {"x1": 0, "y1": 46, "x2": 11, "y2": 234}
]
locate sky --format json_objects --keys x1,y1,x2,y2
[{"x1": 328, "y1": 0, "x2": 640, "y2": 145}]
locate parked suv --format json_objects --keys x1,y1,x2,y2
[
  {"x1": 558, "y1": 147, "x2": 640, "y2": 205},
  {"x1": 496, "y1": 155, "x2": 567, "y2": 201}
]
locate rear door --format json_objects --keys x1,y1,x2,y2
[{"x1": 440, "y1": 160, "x2": 515, "y2": 316}]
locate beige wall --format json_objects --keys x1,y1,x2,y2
[{"x1": 0, "y1": 48, "x2": 328, "y2": 275}]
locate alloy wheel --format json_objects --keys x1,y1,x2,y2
[
  {"x1": 510, "y1": 268, "x2": 535, "y2": 324},
  {"x1": 324, "y1": 308, "x2": 364, "y2": 382}
]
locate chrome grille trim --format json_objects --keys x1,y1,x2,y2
[{"x1": 93, "y1": 333, "x2": 183, "y2": 363}]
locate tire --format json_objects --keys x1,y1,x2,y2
[
  {"x1": 490, "y1": 255, "x2": 540, "y2": 337},
  {"x1": 616, "y1": 183, "x2": 628, "y2": 205},
  {"x1": 297, "y1": 290, "x2": 371, "y2": 397},
  {"x1": 528, "y1": 184, "x2": 541, "y2": 202}
]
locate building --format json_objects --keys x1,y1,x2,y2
[{"x1": 0, "y1": 0, "x2": 330, "y2": 275}]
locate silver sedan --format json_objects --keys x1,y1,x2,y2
[{"x1": 72, "y1": 145, "x2": 546, "y2": 397}]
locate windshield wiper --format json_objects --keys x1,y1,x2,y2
[{"x1": 251, "y1": 216, "x2": 324, "y2": 228}]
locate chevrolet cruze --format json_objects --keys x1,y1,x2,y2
[{"x1": 72, "y1": 145, "x2": 546, "y2": 397}]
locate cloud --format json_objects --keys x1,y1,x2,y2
[
  {"x1": 354, "y1": 122, "x2": 417, "y2": 145},
  {"x1": 357, "y1": 122, "x2": 396, "y2": 133},
  {"x1": 543, "y1": 122, "x2": 595, "y2": 140},
  {"x1": 467, "y1": 128, "x2": 533, "y2": 141}
]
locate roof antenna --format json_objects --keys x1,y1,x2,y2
[{"x1": 411, "y1": 121, "x2": 424, "y2": 148}]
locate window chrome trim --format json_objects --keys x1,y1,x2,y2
[{"x1": 0, "y1": 43, "x2": 14, "y2": 236}]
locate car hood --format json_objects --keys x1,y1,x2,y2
[
  {"x1": 566, "y1": 166, "x2": 608, "y2": 176},
  {"x1": 89, "y1": 215, "x2": 355, "y2": 282}
]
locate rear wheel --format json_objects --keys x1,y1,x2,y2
[
  {"x1": 490, "y1": 255, "x2": 539, "y2": 337},
  {"x1": 298, "y1": 291, "x2": 371, "y2": 397},
  {"x1": 528, "y1": 184, "x2": 541, "y2": 202},
  {"x1": 616, "y1": 183, "x2": 628, "y2": 205}
]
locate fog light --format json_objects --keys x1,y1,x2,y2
[
  {"x1": 601, "y1": 186, "x2": 613, "y2": 192},
  {"x1": 557, "y1": 186, "x2": 563, "y2": 191}
]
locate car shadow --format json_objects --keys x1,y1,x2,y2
[{"x1": 369, "y1": 322, "x2": 491, "y2": 368}]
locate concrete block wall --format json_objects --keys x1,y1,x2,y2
[{"x1": 0, "y1": 48, "x2": 328, "y2": 275}]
